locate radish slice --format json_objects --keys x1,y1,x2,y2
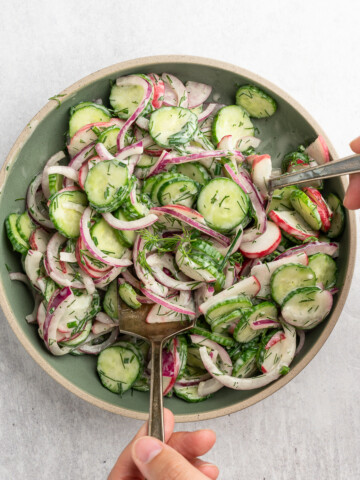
[
  {"x1": 162, "y1": 73, "x2": 188, "y2": 108},
  {"x1": 102, "y1": 211, "x2": 158, "y2": 231},
  {"x1": 240, "y1": 221, "x2": 281, "y2": 259},
  {"x1": 251, "y1": 319, "x2": 281, "y2": 330},
  {"x1": 269, "y1": 210, "x2": 319, "y2": 241},
  {"x1": 162, "y1": 81, "x2": 177, "y2": 106},
  {"x1": 116, "y1": 75, "x2": 153, "y2": 151},
  {"x1": 197, "y1": 103, "x2": 218, "y2": 122},
  {"x1": 29, "y1": 227, "x2": 51, "y2": 253},
  {"x1": 135, "y1": 116, "x2": 149, "y2": 130},
  {"x1": 250, "y1": 154, "x2": 272, "y2": 199},
  {"x1": 162, "y1": 338, "x2": 180, "y2": 395},
  {"x1": 237, "y1": 136, "x2": 261, "y2": 152},
  {"x1": 80, "y1": 207, "x2": 132, "y2": 268},
  {"x1": 223, "y1": 264, "x2": 236, "y2": 288},
  {"x1": 275, "y1": 241, "x2": 339, "y2": 260},
  {"x1": 27, "y1": 174, "x2": 54, "y2": 229},
  {"x1": 295, "y1": 329, "x2": 306, "y2": 356},
  {"x1": 41, "y1": 151, "x2": 66, "y2": 199},
  {"x1": 150, "y1": 206, "x2": 231, "y2": 247},
  {"x1": 186, "y1": 81, "x2": 212, "y2": 108},
  {"x1": 303, "y1": 187, "x2": 333, "y2": 232},
  {"x1": 250, "y1": 252, "x2": 308, "y2": 298},
  {"x1": 261, "y1": 331, "x2": 287, "y2": 373},
  {"x1": 199, "y1": 324, "x2": 296, "y2": 391},
  {"x1": 24, "y1": 250, "x2": 44, "y2": 290},
  {"x1": 146, "y1": 294, "x2": 194, "y2": 323},
  {"x1": 199, "y1": 276, "x2": 260, "y2": 316},
  {"x1": 305, "y1": 135, "x2": 330, "y2": 165},
  {"x1": 148, "y1": 73, "x2": 165, "y2": 109},
  {"x1": 67, "y1": 119, "x2": 124, "y2": 158}
]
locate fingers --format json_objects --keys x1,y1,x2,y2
[
  {"x1": 190, "y1": 458, "x2": 219, "y2": 479},
  {"x1": 344, "y1": 136, "x2": 360, "y2": 209},
  {"x1": 167, "y1": 429, "x2": 216, "y2": 458},
  {"x1": 108, "y1": 408, "x2": 175, "y2": 480},
  {"x1": 131, "y1": 436, "x2": 212, "y2": 480},
  {"x1": 350, "y1": 136, "x2": 360, "y2": 153}
]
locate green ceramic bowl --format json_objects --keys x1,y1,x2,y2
[{"x1": 0, "y1": 55, "x2": 356, "y2": 421}]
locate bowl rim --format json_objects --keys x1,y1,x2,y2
[{"x1": 0, "y1": 54, "x2": 356, "y2": 422}]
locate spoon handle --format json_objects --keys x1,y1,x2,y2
[
  {"x1": 268, "y1": 154, "x2": 360, "y2": 192},
  {"x1": 148, "y1": 340, "x2": 164, "y2": 441}
]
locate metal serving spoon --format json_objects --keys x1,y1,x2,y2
[
  {"x1": 268, "y1": 153, "x2": 360, "y2": 194},
  {"x1": 118, "y1": 302, "x2": 195, "y2": 441}
]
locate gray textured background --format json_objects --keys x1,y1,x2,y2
[{"x1": 1, "y1": 1, "x2": 360, "y2": 479}]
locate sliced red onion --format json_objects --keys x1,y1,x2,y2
[
  {"x1": 80, "y1": 207, "x2": 132, "y2": 268},
  {"x1": 116, "y1": 76, "x2": 153, "y2": 151},
  {"x1": 9, "y1": 272, "x2": 32, "y2": 289},
  {"x1": 197, "y1": 103, "x2": 217, "y2": 122},
  {"x1": 95, "y1": 142, "x2": 114, "y2": 160},
  {"x1": 141, "y1": 287, "x2": 195, "y2": 316},
  {"x1": 199, "y1": 323, "x2": 296, "y2": 391},
  {"x1": 275, "y1": 241, "x2": 339, "y2": 260},
  {"x1": 116, "y1": 140, "x2": 147, "y2": 162},
  {"x1": 136, "y1": 116, "x2": 149, "y2": 130},
  {"x1": 223, "y1": 264, "x2": 236, "y2": 288},
  {"x1": 162, "y1": 338, "x2": 180, "y2": 395},
  {"x1": 147, "y1": 253, "x2": 204, "y2": 291},
  {"x1": 60, "y1": 252, "x2": 78, "y2": 264},
  {"x1": 92, "y1": 320, "x2": 118, "y2": 335},
  {"x1": 121, "y1": 269, "x2": 142, "y2": 290},
  {"x1": 162, "y1": 73, "x2": 188, "y2": 108},
  {"x1": 27, "y1": 174, "x2": 54, "y2": 229},
  {"x1": 46, "y1": 233, "x2": 86, "y2": 288},
  {"x1": 102, "y1": 211, "x2": 158, "y2": 231},
  {"x1": 93, "y1": 266, "x2": 124, "y2": 290},
  {"x1": 43, "y1": 287, "x2": 75, "y2": 355},
  {"x1": 68, "y1": 143, "x2": 96, "y2": 171},
  {"x1": 77, "y1": 328, "x2": 118, "y2": 355},
  {"x1": 295, "y1": 329, "x2": 306, "y2": 356},
  {"x1": 41, "y1": 151, "x2": 66, "y2": 199},
  {"x1": 133, "y1": 234, "x2": 168, "y2": 297},
  {"x1": 96, "y1": 312, "x2": 119, "y2": 325},
  {"x1": 150, "y1": 206, "x2": 230, "y2": 247},
  {"x1": 46, "y1": 166, "x2": 79, "y2": 183},
  {"x1": 251, "y1": 319, "x2": 281, "y2": 330},
  {"x1": 194, "y1": 284, "x2": 215, "y2": 318},
  {"x1": 328, "y1": 287, "x2": 339, "y2": 295},
  {"x1": 224, "y1": 164, "x2": 267, "y2": 235},
  {"x1": 186, "y1": 81, "x2": 212, "y2": 108},
  {"x1": 25, "y1": 294, "x2": 42, "y2": 324},
  {"x1": 24, "y1": 249, "x2": 43, "y2": 290}
]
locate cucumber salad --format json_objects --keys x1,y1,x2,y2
[{"x1": 5, "y1": 72, "x2": 345, "y2": 402}]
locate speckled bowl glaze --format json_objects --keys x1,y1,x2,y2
[{"x1": 0, "y1": 55, "x2": 356, "y2": 421}]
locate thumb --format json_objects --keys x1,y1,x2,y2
[{"x1": 131, "y1": 436, "x2": 210, "y2": 480}]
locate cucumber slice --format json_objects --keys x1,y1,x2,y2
[
  {"x1": 233, "y1": 302, "x2": 278, "y2": 343},
  {"x1": 43, "y1": 277, "x2": 58, "y2": 306},
  {"x1": 188, "y1": 252, "x2": 225, "y2": 292},
  {"x1": 97, "y1": 345, "x2": 141, "y2": 394},
  {"x1": 60, "y1": 320, "x2": 92, "y2": 347},
  {"x1": 267, "y1": 186, "x2": 299, "y2": 212},
  {"x1": 290, "y1": 190, "x2": 322, "y2": 230},
  {"x1": 90, "y1": 217, "x2": 127, "y2": 259},
  {"x1": 137, "y1": 153, "x2": 158, "y2": 168},
  {"x1": 103, "y1": 280, "x2": 119, "y2": 320},
  {"x1": 110, "y1": 81, "x2": 151, "y2": 120},
  {"x1": 327, "y1": 193, "x2": 345, "y2": 238},
  {"x1": 173, "y1": 162, "x2": 211, "y2": 185},
  {"x1": 176, "y1": 335, "x2": 188, "y2": 380},
  {"x1": 270, "y1": 263, "x2": 316, "y2": 305},
  {"x1": 84, "y1": 160, "x2": 129, "y2": 212},
  {"x1": 233, "y1": 344, "x2": 258, "y2": 378},
  {"x1": 97, "y1": 125, "x2": 120, "y2": 155},
  {"x1": 211, "y1": 309, "x2": 243, "y2": 334},
  {"x1": 308, "y1": 253, "x2": 337, "y2": 289},
  {"x1": 235, "y1": 85, "x2": 277, "y2": 118},
  {"x1": 206, "y1": 295, "x2": 252, "y2": 324},
  {"x1": 150, "y1": 173, "x2": 186, "y2": 204},
  {"x1": 119, "y1": 282, "x2": 141, "y2": 309},
  {"x1": 142, "y1": 175, "x2": 158, "y2": 196},
  {"x1": 174, "y1": 385, "x2": 211, "y2": 402},
  {"x1": 281, "y1": 287, "x2": 333, "y2": 329},
  {"x1": 149, "y1": 106, "x2": 198, "y2": 148},
  {"x1": 158, "y1": 177, "x2": 200, "y2": 207},
  {"x1": 190, "y1": 324, "x2": 236, "y2": 347},
  {"x1": 5, "y1": 214, "x2": 29, "y2": 254},
  {"x1": 197, "y1": 177, "x2": 249, "y2": 232},
  {"x1": 186, "y1": 346, "x2": 207, "y2": 369},
  {"x1": 49, "y1": 190, "x2": 88, "y2": 238},
  {"x1": 132, "y1": 374, "x2": 150, "y2": 392},
  {"x1": 16, "y1": 212, "x2": 35, "y2": 242},
  {"x1": 212, "y1": 105, "x2": 254, "y2": 145},
  {"x1": 69, "y1": 102, "x2": 111, "y2": 138},
  {"x1": 113, "y1": 209, "x2": 136, "y2": 247},
  {"x1": 122, "y1": 191, "x2": 150, "y2": 219},
  {"x1": 191, "y1": 239, "x2": 224, "y2": 264},
  {"x1": 48, "y1": 173, "x2": 64, "y2": 196}
]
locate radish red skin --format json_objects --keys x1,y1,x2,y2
[
  {"x1": 148, "y1": 73, "x2": 165, "y2": 109},
  {"x1": 269, "y1": 210, "x2": 320, "y2": 241},
  {"x1": 303, "y1": 187, "x2": 332, "y2": 232}
]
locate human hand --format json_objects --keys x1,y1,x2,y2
[
  {"x1": 344, "y1": 136, "x2": 360, "y2": 209},
  {"x1": 108, "y1": 408, "x2": 219, "y2": 480}
]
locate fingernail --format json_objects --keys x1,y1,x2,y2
[{"x1": 133, "y1": 437, "x2": 163, "y2": 464}]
